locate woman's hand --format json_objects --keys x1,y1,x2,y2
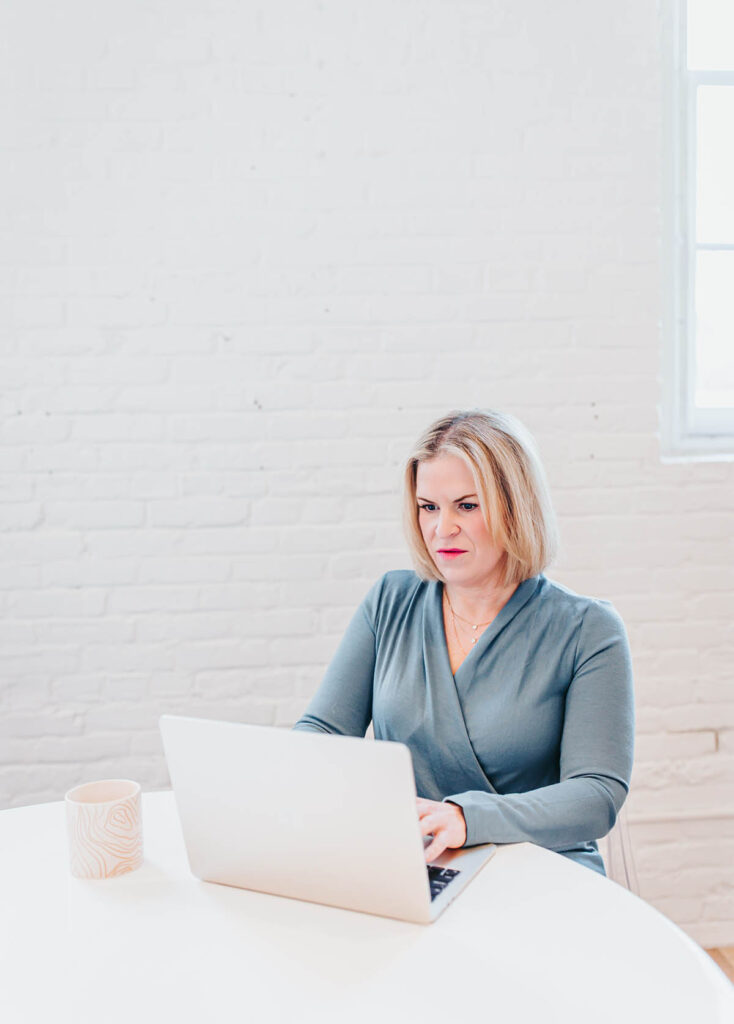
[{"x1": 416, "y1": 797, "x2": 467, "y2": 863}]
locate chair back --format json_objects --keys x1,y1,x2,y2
[{"x1": 598, "y1": 803, "x2": 640, "y2": 895}]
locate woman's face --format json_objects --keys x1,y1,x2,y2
[{"x1": 416, "y1": 454, "x2": 506, "y2": 589}]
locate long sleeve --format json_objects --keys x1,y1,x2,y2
[
  {"x1": 290, "y1": 569, "x2": 635, "y2": 874},
  {"x1": 444, "y1": 599, "x2": 635, "y2": 851},
  {"x1": 292, "y1": 578, "x2": 380, "y2": 737}
]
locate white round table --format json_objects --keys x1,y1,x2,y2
[{"x1": 1, "y1": 791, "x2": 731, "y2": 1023}]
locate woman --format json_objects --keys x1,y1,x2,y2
[{"x1": 294, "y1": 410, "x2": 635, "y2": 876}]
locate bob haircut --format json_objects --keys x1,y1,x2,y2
[{"x1": 402, "y1": 410, "x2": 558, "y2": 588}]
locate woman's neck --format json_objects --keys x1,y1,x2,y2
[{"x1": 443, "y1": 578, "x2": 518, "y2": 625}]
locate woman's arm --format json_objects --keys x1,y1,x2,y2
[
  {"x1": 444, "y1": 600, "x2": 635, "y2": 851},
  {"x1": 292, "y1": 577, "x2": 382, "y2": 737}
]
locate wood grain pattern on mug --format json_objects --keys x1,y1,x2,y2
[{"x1": 66, "y1": 785, "x2": 143, "y2": 879}]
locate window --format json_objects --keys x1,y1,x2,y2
[{"x1": 663, "y1": 0, "x2": 734, "y2": 457}]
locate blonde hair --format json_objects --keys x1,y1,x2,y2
[{"x1": 402, "y1": 410, "x2": 558, "y2": 587}]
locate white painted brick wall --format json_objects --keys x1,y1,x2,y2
[{"x1": 1, "y1": 0, "x2": 732, "y2": 945}]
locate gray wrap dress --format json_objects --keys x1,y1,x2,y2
[{"x1": 294, "y1": 570, "x2": 635, "y2": 875}]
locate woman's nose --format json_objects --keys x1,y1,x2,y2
[{"x1": 436, "y1": 510, "x2": 459, "y2": 538}]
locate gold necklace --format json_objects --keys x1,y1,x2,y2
[
  {"x1": 444, "y1": 590, "x2": 494, "y2": 645},
  {"x1": 445, "y1": 592, "x2": 470, "y2": 658}
]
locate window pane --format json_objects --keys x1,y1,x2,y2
[
  {"x1": 696, "y1": 86, "x2": 734, "y2": 243},
  {"x1": 688, "y1": 0, "x2": 734, "y2": 70},
  {"x1": 694, "y1": 250, "x2": 734, "y2": 407}
]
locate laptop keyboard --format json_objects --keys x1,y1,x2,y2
[{"x1": 427, "y1": 865, "x2": 460, "y2": 901}]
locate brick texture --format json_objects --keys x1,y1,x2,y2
[{"x1": 0, "y1": 0, "x2": 732, "y2": 944}]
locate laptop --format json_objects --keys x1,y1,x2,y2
[{"x1": 159, "y1": 714, "x2": 497, "y2": 924}]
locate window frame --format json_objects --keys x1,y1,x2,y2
[{"x1": 662, "y1": 0, "x2": 734, "y2": 460}]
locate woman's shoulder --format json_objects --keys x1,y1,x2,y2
[
  {"x1": 359, "y1": 569, "x2": 430, "y2": 630},
  {"x1": 365, "y1": 568, "x2": 427, "y2": 605},
  {"x1": 538, "y1": 574, "x2": 628, "y2": 635},
  {"x1": 378, "y1": 567, "x2": 425, "y2": 591}
]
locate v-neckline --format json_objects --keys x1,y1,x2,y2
[{"x1": 433, "y1": 575, "x2": 542, "y2": 683}]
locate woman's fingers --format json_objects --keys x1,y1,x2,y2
[
  {"x1": 419, "y1": 811, "x2": 438, "y2": 835},
  {"x1": 419, "y1": 811, "x2": 448, "y2": 862},
  {"x1": 423, "y1": 833, "x2": 447, "y2": 863},
  {"x1": 416, "y1": 798, "x2": 467, "y2": 862},
  {"x1": 419, "y1": 810, "x2": 454, "y2": 862}
]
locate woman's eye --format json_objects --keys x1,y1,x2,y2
[
  {"x1": 418, "y1": 504, "x2": 437, "y2": 512},
  {"x1": 459, "y1": 503, "x2": 478, "y2": 511}
]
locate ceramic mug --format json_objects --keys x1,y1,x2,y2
[{"x1": 65, "y1": 779, "x2": 143, "y2": 879}]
